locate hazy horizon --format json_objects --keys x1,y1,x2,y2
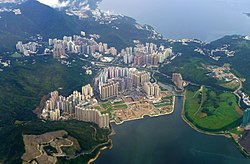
[{"x1": 100, "y1": 0, "x2": 250, "y2": 41}]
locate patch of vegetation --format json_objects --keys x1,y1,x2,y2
[
  {"x1": 0, "y1": 0, "x2": 162, "y2": 53},
  {"x1": 11, "y1": 52, "x2": 22, "y2": 58},
  {"x1": 101, "y1": 102, "x2": 113, "y2": 118},
  {"x1": 101, "y1": 101, "x2": 128, "y2": 117},
  {"x1": 113, "y1": 100, "x2": 125, "y2": 105},
  {"x1": 0, "y1": 56, "x2": 94, "y2": 126},
  {"x1": 161, "y1": 96, "x2": 173, "y2": 104},
  {"x1": 159, "y1": 57, "x2": 229, "y2": 91},
  {"x1": 208, "y1": 35, "x2": 250, "y2": 95},
  {"x1": 220, "y1": 80, "x2": 240, "y2": 91},
  {"x1": 154, "y1": 103, "x2": 168, "y2": 108},
  {"x1": 0, "y1": 56, "x2": 100, "y2": 163},
  {"x1": 184, "y1": 85, "x2": 242, "y2": 131},
  {"x1": 154, "y1": 96, "x2": 173, "y2": 108},
  {"x1": 113, "y1": 104, "x2": 128, "y2": 109},
  {"x1": 230, "y1": 127, "x2": 244, "y2": 136},
  {"x1": 61, "y1": 146, "x2": 77, "y2": 157},
  {"x1": 154, "y1": 72, "x2": 173, "y2": 85},
  {"x1": 44, "y1": 145, "x2": 58, "y2": 156},
  {"x1": 0, "y1": 120, "x2": 110, "y2": 163}
]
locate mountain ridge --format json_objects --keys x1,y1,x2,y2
[{"x1": 0, "y1": 0, "x2": 161, "y2": 53}]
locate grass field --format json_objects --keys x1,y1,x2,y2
[
  {"x1": 230, "y1": 127, "x2": 244, "y2": 136},
  {"x1": 101, "y1": 102, "x2": 114, "y2": 118},
  {"x1": 154, "y1": 96, "x2": 173, "y2": 108},
  {"x1": 101, "y1": 101, "x2": 128, "y2": 118},
  {"x1": 154, "y1": 103, "x2": 168, "y2": 108},
  {"x1": 220, "y1": 80, "x2": 241, "y2": 91},
  {"x1": 113, "y1": 104, "x2": 127, "y2": 109},
  {"x1": 185, "y1": 86, "x2": 242, "y2": 131},
  {"x1": 11, "y1": 52, "x2": 22, "y2": 58}
]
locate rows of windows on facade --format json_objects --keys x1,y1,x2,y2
[{"x1": 41, "y1": 84, "x2": 109, "y2": 129}]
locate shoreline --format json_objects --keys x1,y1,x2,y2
[
  {"x1": 88, "y1": 92, "x2": 250, "y2": 163},
  {"x1": 87, "y1": 139, "x2": 113, "y2": 164},
  {"x1": 111, "y1": 95, "x2": 176, "y2": 126},
  {"x1": 87, "y1": 96, "x2": 176, "y2": 163},
  {"x1": 181, "y1": 94, "x2": 229, "y2": 137},
  {"x1": 181, "y1": 93, "x2": 250, "y2": 158},
  {"x1": 87, "y1": 124, "x2": 116, "y2": 164}
]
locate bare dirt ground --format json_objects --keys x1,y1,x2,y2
[{"x1": 22, "y1": 130, "x2": 80, "y2": 163}]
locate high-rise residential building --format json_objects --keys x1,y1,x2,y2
[
  {"x1": 140, "y1": 71, "x2": 150, "y2": 86},
  {"x1": 16, "y1": 41, "x2": 38, "y2": 56},
  {"x1": 96, "y1": 67, "x2": 150, "y2": 99},
  {"x1": 123, "y1": 53, "x2": 129, "y2": 64},
  {"x1": 16, "y1": 41, "x2": 24, "y2": 52},
  {"x1": 75, "y1": 107, "x2": 109, "y2": 129},
  {"x1": 143, "y1": 82, "x2": 161, "y2": 98},
  {"x1": 158, "y1": 52, "x2": 165, "y2": 63},
  {"x1": 43, "y1": 84, "x2": 96, "y2": 120},
  {"x1": 151, "y1": 54, "x2": 159, "y2": 65},
  {"x1": 125, "y1": 77, "x2": 133, "y2": 91},
  {"x1": 82, "y1": 84, "x2": 94, "y2": 99},
  {"x1": 53, "y1": 41, "x2": 66, "y2": 58},
  {"x1": 99, "y1": 81, "x2": 119, "y2": 100},
  {"x1": 80, "y1": 31, "x2": 86, "y2": 37},
  {"x1": 63, "y1": 36, "x2": 72, "y2": 42},
  {"x1": 243, "y1": 108, "x2": 250, "y2": 127},
  {"x1": 110, "y1": 47, "x2": 117, "y2": 56},
  {"x1": 129, "y1": 69, "x2": 150, "y2": 87},
  {"x1": 49, "y1": 107, "x2": 60, "y2": 121},
  {"x1": 164, "y1": 48, "x2": 173, "y2": 58},
  {"x1": 103, "y1": 43, "x2": 108, "y2": 52},
  {"x1": 134, "y1": 55, "x2": 143, "y2": 65},
  {"x1": 48, "y1": 39, "x2": 53, "y2": 46},
  {"x1": 129, "y1": 68, "x2": 150, "y2": 87},
  {"x1": 172, "y1": 73, "x2": 184, "y2": 90}
]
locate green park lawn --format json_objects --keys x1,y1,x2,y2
[
  {"x1": 101, "y1": 102, "x2": 114, "y2": 118},
  {"x1": 113, "y1": 104, "x2": 127, "y2": 109},
  {"x1": 101, "y1": 101, "x2": 128, "y2": 118},
  {"x1": 185, "y1": 86, "x2": 242, "y2": 131}
]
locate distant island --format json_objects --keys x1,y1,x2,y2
[{"x1": 244, "y1": 12, "x2": 250, "y2": 17}]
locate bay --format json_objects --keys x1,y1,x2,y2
[
  {"x1": 96, "y1": 1, "x2": 250, "y2": 163},
  {"x1": 95, "y1": 96, "x2": 250, "y2": 164},
  {"x1": 100, "y1": 0, "x2": 250, "y2": 41}
]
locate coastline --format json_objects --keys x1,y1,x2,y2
[
  {"x1": 87, "y1": 124, "x2": 116, "y2": 164},
  {"x1": 88, "y1": 139, "x2": 113, "y2": 164},
  {"x1": 181, "y1": 94, "x2": 229, "y2": 137},
  {"x1": 88, "y1": 92, "x2": 250, "y2": 164},
  {"x1": 87, "y1": 96, "x2": 176, "y2": 163},
  {"x1": 111, "y1": 95, "x2": 176, "y2": 126},
  {"x1": 181, "y1": 93, "x2": 250, "y2": 158}
]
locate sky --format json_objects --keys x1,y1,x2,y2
[{"x1": 37, "y1": 0, "x2": 69, "y2": 8}]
